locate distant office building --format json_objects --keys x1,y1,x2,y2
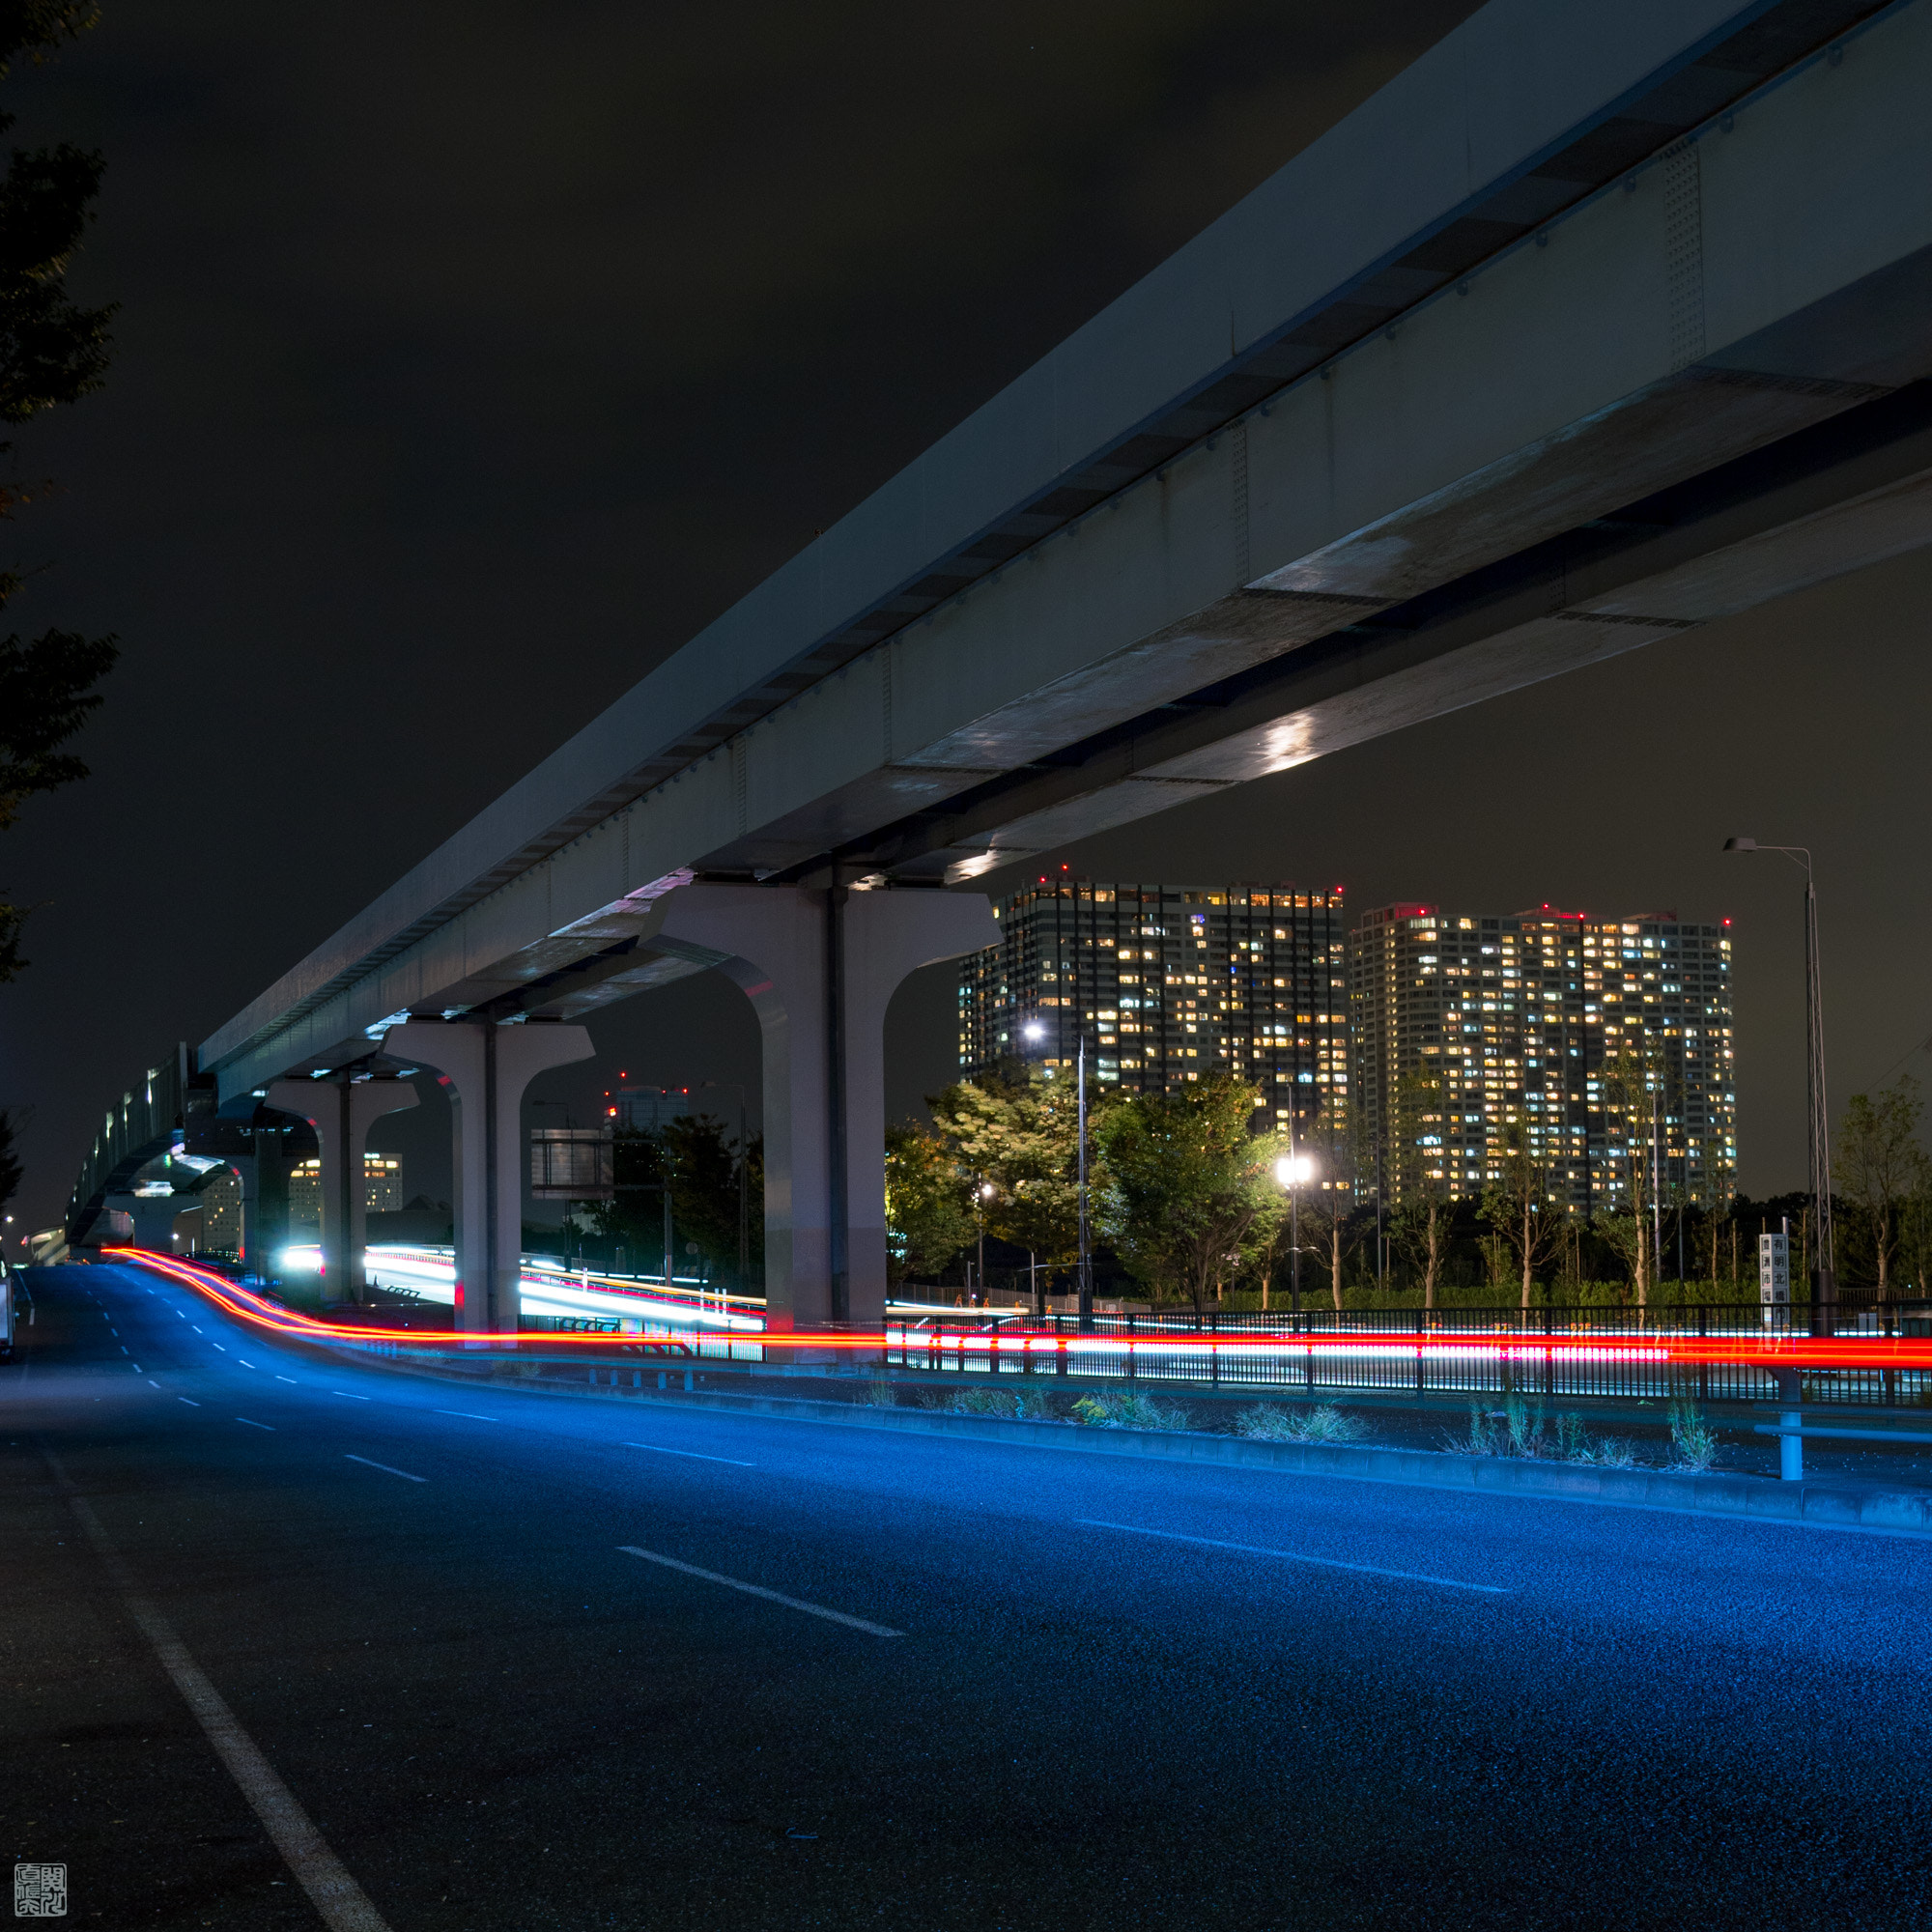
[
  {"x1": 288, "y1": 1152, "x2": 404, "y2": 1227},
  {"x1": 200, "y1": 1167, "x2": 244, "y2": 1253},
  {"x1": 1349, "y1": 904, "x2": 1736, "y2": 1208},
  {"x1": 958, "y1": 879, "x2": 1348, "y2": 1125},
  {"x1": 611, "y1": 1088, "x2": 695, "y2": 1133}
]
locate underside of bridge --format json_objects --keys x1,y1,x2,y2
[{"x1": 73, "y1": 0, "x2": 1932, "y2": 1328}]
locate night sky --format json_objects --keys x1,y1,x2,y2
[{"x1": 4, "y1": 0, "x2": 1926, "y2": 1239}]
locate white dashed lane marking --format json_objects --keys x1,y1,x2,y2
[
  {"x1": 1075, "y1": 1520, "x2": 1510, "y2": 1595},
  {"x1": 617, "y1": 1547, "x2": 903, "y2": 1636},
  {"x1": 344, "y1": 1455, "x2": 425, "y2": 1484},
  {"x1": 622, "y1": 1440, "x2": 755, "y2": 1467}
]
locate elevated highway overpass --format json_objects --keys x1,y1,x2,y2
[{"x1": 71, "y1": 0, "x2": 1932, "y2": 1331}]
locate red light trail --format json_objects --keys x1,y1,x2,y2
[{"x1": 98, "y1": 1248, "x2": 1932, "y2": 1373}]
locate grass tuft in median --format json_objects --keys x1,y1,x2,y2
[
  {"x1": 1070, "y1": 1389, "x2": 1191, "y2": 1432},
  {"x1": 1232, "y1": 1402, "x2": 1369, "y2": 1445},
  {"x1": 922, "y1": 1385, "x2": 1056, "y2": 1421},
  {"x1": 1667, "y1": 1397, "x2": 1721, "y2": 1471}
]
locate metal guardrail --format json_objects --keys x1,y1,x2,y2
[{"x1": 885, "y1": 1308, "x2": 1932, "y2": 1411}]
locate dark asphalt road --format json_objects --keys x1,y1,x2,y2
[{"x1": 7, "y1": 1262, "x2": 1932, "y2": 1931}]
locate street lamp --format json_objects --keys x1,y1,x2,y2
[
  {"x1": 1023, "y1": 1016, "x2": 1094, "y2": 1330},
  {"x1": 1274, "y1": 1142, "x2": 1316, "y2": 1317},
  {"x1": 1724, "y1": 836, "x2": 1834, "y2": 1328}
]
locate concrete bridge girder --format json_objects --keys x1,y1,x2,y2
[{"x1": 201, "y1": 3, "x2": 1932, "y2": 1107}]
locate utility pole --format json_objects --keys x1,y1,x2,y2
[
  {"x1": 1724, "y1": 838, "x2": 1834, "y2": 1331},
  {"x1": 1651, "y1": 1078, "x2": 1662, "y2": 1312},
  {"x1": 1076, "y1": 1030, "x2": 1093, "y2": 1332},
  {"x1": 1376, "y1": 1130, "x2": 1387, "y2": 1290}
]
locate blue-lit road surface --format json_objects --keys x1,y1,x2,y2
[{"x1": 9, "y1": 1260, "x2": 1932, "y2": 1928}]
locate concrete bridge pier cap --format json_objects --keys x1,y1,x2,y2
[{"x1": 646, "y1": 882, "x2": 997, "y2": 1338}]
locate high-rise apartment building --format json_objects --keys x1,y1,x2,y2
[
  {"x1": 958, "y1": 879, "x2": 1348, "y2": 1125},
  {"x1": 288, "y1": 1152, "x2": 404, "y2": 1226},
  {"x1": 1349, "y1": 904, "x2": 1735, "y2": 1209}
]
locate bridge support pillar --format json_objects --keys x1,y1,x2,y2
[
  {"x1": 265, "y1": 1077, "x2": 419, "y2": 1305},
  {"x1": 379, "y1": 1021, "x2": 594, "y2": 1332},
  {"x1": 643, "y1": 884, "x2": 997, "y2": 1336},
  {"x1": 102, "y1": 1191, "x2": 192, "y2": 1254}
]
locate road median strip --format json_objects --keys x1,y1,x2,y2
[{"x1": 303, "y1": 1341, "x2": 1932, "y2": 1540}]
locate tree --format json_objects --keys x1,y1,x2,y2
[
  {"x1": 1241, "y1": 1183, "x2": 1293, "y2": 1310},
  {"x1": 884, "y1": 1120, "x2": 974, "y2": 1287},
  {"x1": 928, "y1": 1073, "x2": 1086, "y2": 1274},
  {"x1": 1596, "y1": 1044, "x2": 1660, "y2": 1308},
  {"x1": 1835, "y1": 1077, "x2": 1928, "y2": 1296},
  {"x1": 1283, "y1": 1094, "x2": 1358, "y2": 1310},
  {"x1": 1095, "y1": 1076, "x2": 1281, "y2": 1312},
  {"x1": 1481, "y1": 1118, "x2": 1561, "y2": 1310},
  {"x1": 1390, "y1": 1068, "x2": 1454, "y2": 1309},
  {"x1": 662, "y1": 1112, "x2": 758, "y2": 1285},
  {"x1": 0, "y1": 1, "x2": 117, "y2": 980},
  {"x1": 0, "y1": 1104, "x2": 21, "y2": 1223}
]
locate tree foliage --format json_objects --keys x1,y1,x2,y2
[
  {"x1": 883, "y1": 1121, "x2": 975, "y2": 1287},
  {"x1": 0, "y1": 1103, "x2": 21, "y2": 1220},
  {"x1": 0, "y1": 0, "x2": 114, "y2": 981},
  {"x1": 1596, "y1": 1045, "x2": 1661, "y2": 1304},
  {"x1": 1835, "y1": 1077, "x2": 1928, "y2": 1295},
  {"x1": 1390, "y1": 1068, "x2": 1454, "y2": 1308},
  {"x1": 1481, "y1": 1119, "x2": 1560, "y2": 1310},
  {"x1": 1095, "y1": 1075, "x2": 1281, "y2": 1310},
  {"x1": 928, "y1": 1073, "x2": 1086, "y2": 1264},
  {"x1": 580, "y1": 1118, "x2": 761, "y2": 1286},
  {"x1": 1305, "y1": 1092, "x2": 1362, "y2": 1309}
]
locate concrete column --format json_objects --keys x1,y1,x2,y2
[
  {"x1": 265, "y1": 1077, "x2": 419, "y2": 1304},
  {"x1": 379, "y1": 1021, "x2": 594, "y2": 1332},
  {"x1": 641, "y1": 884, "x2": 996, "y2": 1332},
  {"x1": 103, "y1": 1191, "x2": 189, "y2": 1253}
]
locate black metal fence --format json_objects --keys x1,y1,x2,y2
[{"x1": 883, "y1": 1303, "x2": 1932, "y2": 1410}]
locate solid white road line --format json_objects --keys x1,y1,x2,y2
[
  {"x1": 1076, "y1": 1520, "x2": 1510, "y2": 1595},
  {"x1": 622, "y1": 1440, "x2": 755, "y2": 1467},
  {"x1": 617, "y1": 1546, "x2": 903, "y2": 1635},
  {"x1": 236, "y1": 1418, "x2": 275, "y2": 1432},
  {"x1": 45, "y1": 1453, "x2": 395, "y2": 1932},
  {"x1": 344, "y1": 1455, "x2": 425, "y2": 1483},
  {"x1": 435, "y1": 1409, "x2": 500, "y2": 1422}
]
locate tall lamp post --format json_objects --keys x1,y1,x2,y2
[
  {"x1": 1274, "y1": 1134, "x2": 1315, "y2": 1319},
  {"x1": 1022, "y1": 1017, "x2": 1094, "y2": 1331},
  {"x1": 1723, "y1": 837, "x2": 1834, "y2": 1329}
]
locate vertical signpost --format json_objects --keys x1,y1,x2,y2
[{"x1": 1758, "y1": 1229, "x2": 1791, "y2": 1328}]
